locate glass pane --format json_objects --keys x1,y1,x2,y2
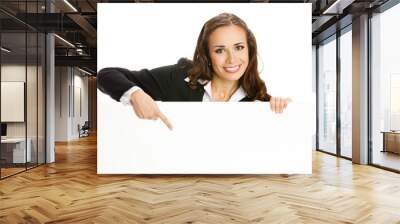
[
  {"x1": 371, "y1": 4, "x2": 400, "y2": 171},
  {"x1": 38, "y1": 32, "x2": 45, "y2": 165},
  {"x1": 318, "y1": 37, "x2": 337, "y2": 154},
  {"x1": 1, "y1": 1, "x2": 46, "y2": 178},
  {"x1": 27, "y1": 31, "x2": 38, "y2": 169},
  {"x1": 340, "y1": 29, "x2": 352, "y2": 158},
  {"x1": 1, "y1": 31, "x2": 27, "y2": 177}
]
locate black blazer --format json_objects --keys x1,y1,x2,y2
[{"x1": 97, "y1": 58, "x2": 270, "y2": 102}]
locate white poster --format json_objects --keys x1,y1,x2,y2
[{"x1": 97, "y1": 3, "x2": 313, "y2": 174}]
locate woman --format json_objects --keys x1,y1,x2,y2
[{"x1": 98, "y1": 13, "x2": 291, "y2": 130}]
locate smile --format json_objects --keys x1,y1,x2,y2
[{"x1": 223, "y1": 65, "x2": 241, "y2": 73}]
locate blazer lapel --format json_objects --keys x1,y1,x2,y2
[
  {"x1": 190, "y1": 87, "x2": 205, "y2": 101},
  {"x1": 184, "y1": 76, "x2": 206, "y2": 101}
]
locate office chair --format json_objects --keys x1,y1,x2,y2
[{"x1": 79, "y1": 121, "x2": 90, "y2": 138}]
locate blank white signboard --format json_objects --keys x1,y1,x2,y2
[
  {"x1": 98, "y1": 91, "x2": 313, "y2": 174},
  {"x1": 97, "y1": 3, "x2": 313, "y2": 174},
  {"x1": 1, "y1": 82, "x2": 25, "y2": 122}
]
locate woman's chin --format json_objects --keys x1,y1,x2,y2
[
  {"x1": 214, "y1": 69, "x2": 245, "y2": 82},
  {"x1": 222, "y1": 73, "x2": 244, "y2": 82}
]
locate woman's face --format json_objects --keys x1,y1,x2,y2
[{"x1": 208, "y1": 25, "x2": 249, "y2": 82}]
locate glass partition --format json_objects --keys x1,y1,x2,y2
[
  {"x1": 27, "y1": 31, "x2": 38, "y2": 169},
  {"x1": 371, "y1": 3, "x2": 400, "y2": 171},
  {"x1": 1, "y1": 31, "x2": 28, "y2": 177},
  {"x1": 339, "y1": 28, "x2": 352, "y2": 158},
  {"x1": 317, "y1": 35, "x2": 337, "y2": 155},
  {"x1": 0, "y1": 1, "x2": 46, "y2": 179},
  {"x1": 38, "y1": 32, "x2": 45, "y2": 165}
]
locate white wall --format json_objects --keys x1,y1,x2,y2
[
  {"x1": 72, "y1": 71, "x2": 89, "y2": 138},
  {"x1": 1, "y1": 63, "x2": 46, "y2": 164},
  {"x1": 1, "y1": 65, "x2": 37, "y2": 137},
  {"x1": 55, "y1": 67, "x2": 89, "y2": 141},
  {"x1": 1, "y1": 65, "x2": 27, "y2": 141},
  {"x1": 55, "y1": 66, "x2": 69, "y2": 141}
]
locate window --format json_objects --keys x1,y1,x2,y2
[
  {"x1": 340, "y1": 28, "x2": 352, "y2": 158},
  {"x1": 318, "y1": 36, "x2": 337, "y2": 154},
  {"x1": 371, "y1": 2, "x2": 400, "y2": 171}
]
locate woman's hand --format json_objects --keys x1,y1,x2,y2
[
  {"x1": 129, "y1": 89, "x2": 173, "y2": 130},
  {"x1": 270, "y1": 97, "x2": 291, "y2": 113}
]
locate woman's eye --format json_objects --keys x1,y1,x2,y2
[
  {"x1": 236, "y1": 45, "x2": 244, "y2": 51},
  {"x1": 215, "y1": 49, "x2": 224, "y2": 54}
]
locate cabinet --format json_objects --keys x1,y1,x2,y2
[{"x1": 382, "y1": 131, "x2": 400, "y2": 154}]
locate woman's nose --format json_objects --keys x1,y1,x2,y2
[{"x1": 226, "y1": 50, "x2": 237, "y2": 64}]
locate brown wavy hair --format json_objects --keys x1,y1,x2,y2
[{"x1": 187, "y1": 13, "x2": 268, "y2": 101}]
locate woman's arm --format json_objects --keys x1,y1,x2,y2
[
  {"x1": 97, "y1": 59, "x2": 191, "y2": 102},
  {"x1": 97, "y1": 61, "x2": 188, "y2": 130},
  {"x1": 97, "y1": 66, "x2": 173, "y2": 102}
]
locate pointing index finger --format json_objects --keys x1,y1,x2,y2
[{"x1": 157, "y1": 110, "x2": 173, "y2": 130}]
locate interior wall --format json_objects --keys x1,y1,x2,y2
[
  {"x1": 55, "y1": 66, "x2": 69, "y2": 141},
  {"x1": 1, "y1": 64, "x2": 39, "y2": 139},
  {"x1": 72, "y1": 69, "x2": 89, "y2": 138},
  {"x1": 88, "y1": 77, "x2": 97, "y2": 132},
  {"x1": 55, "y1": 66, "x2": 89, "y2": 141}
]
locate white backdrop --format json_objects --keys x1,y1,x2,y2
[{"x1": 97, "y1": 3, "x2": 313, "y2": 174}]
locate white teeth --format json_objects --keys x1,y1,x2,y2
[{"x1": 224, "y1": 65, "x2": 240, "y2": 73}]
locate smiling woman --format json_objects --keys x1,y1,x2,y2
[
  {"x1": 97, "y1": 13, "x2": 291, "y2": 130},
  {"x1": 205, "y1": 25, "x2": 249, "y2": 101},
  {"x1": 187, "y1": 13, "x2": 266, "y2": 102}
]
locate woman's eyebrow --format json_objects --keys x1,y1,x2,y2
[
  {"x1": 212, "y1": 45, "x2": 226, "y2": 48},
  {"x1": 212, "y1": 42, "x2": 245, "y2": 48}
]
